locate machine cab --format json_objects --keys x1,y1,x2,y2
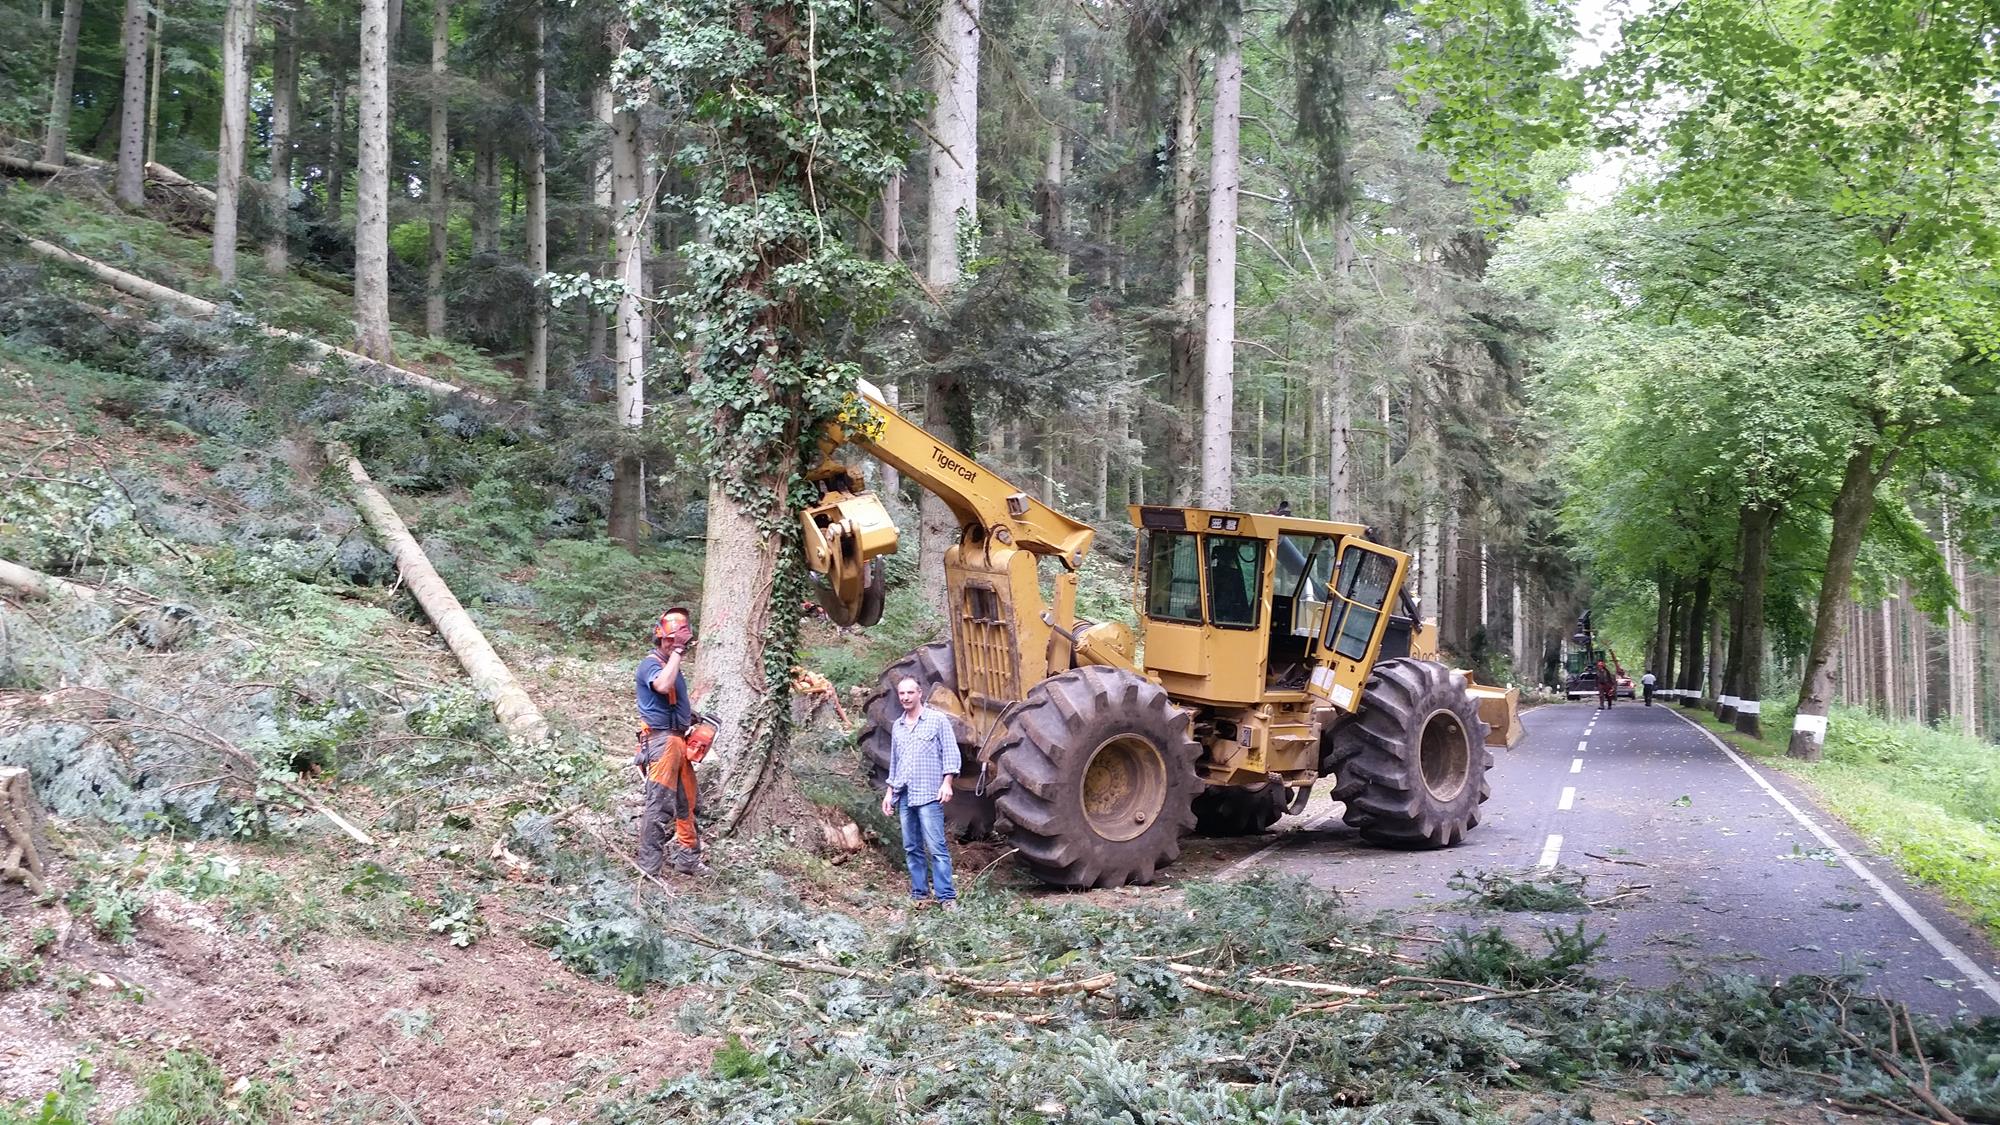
[{"x1": 1129, "y1": 506, "x2": 1409, "y2": 711}]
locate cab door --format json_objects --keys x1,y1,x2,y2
[{"x1": 1306, "y1": 541, "x2": 1409, "y2": 713}]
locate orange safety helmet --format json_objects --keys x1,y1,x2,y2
[
  {"x1": 653, "y1": 607, "x2": 692, "y2": 645},
  {"x1": 683, "y1": 718, "x2": 718, "y2": 763}
]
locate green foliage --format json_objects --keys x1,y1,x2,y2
[
  {"x1": 67, "y1": 876, "x2": 145, "y2": 945},
  {"x1": 9, "y1": 1060, "x2": 97, "y2": 1125},
  {"x1": 1451, "y1": 867, "x2": 1590, "y2": 913},
  {"x1": 0, "y1": 948, "x2": 43, "y2": 992},
  {"x1": 709, "y1": 1035, "x2": 770, "y2": 1080},
  {"x1": 527, "y1": 539, "x2": 698, "y2": 642},
  {"x1": 112, "y1": 1051, "x2": 287, "y2": 1125},
  {"x1": 1425, "y1": 922, "x2": 1605, "y2": 987},
  {"x1": 427, "y1": 886, "x2": 486, "y2": 949}
]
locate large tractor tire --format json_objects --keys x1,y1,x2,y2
[
  {"x1": 992, "y1": 666, "x2": 1201, "y2": 888},
  {"x1": 1191, "y1": 784, "x2": 1288, "y2": 837},
  {"x1": 856, "y1": 642, "x2": 996, "y2": 839},
  {"x1": 1321, "y1": 659, "x2": 1492, "y2": 848}
]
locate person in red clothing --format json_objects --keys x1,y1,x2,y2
[{"x1": 1595, "y1": 660, "x2": 1615, "y2": 709}]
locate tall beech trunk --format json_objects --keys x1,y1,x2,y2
[
  {"x1": 114, "y1": 0, "x2": 149, "y2": 209},
  {"x1": 212, "y1": 0, "x2": 255, "y2": 285},
  {"x1": 1198, "y1": 29, "x2": 1242, "y2": 509},
  {"x1": 523, "y1": 6, "x2": 548, "y2": 391},
  {"x1": 424, "y1": 0, "x2": 451, "y2": 338},
  {"x1": 606, "y1": 98, "x2": 646, "y2": 548},
  {"x1": 42, "y1": 0, "x2": 83, "y2": 165},
  {"x1": 916, "y1": 0, "x2": 981, "y2": 606},
  {"x1": 1677, "y1": 572, "x2": 1709, "y2": 706},
  {"x1": 1790, "y1": 444, "x2": 1897, "y2": 759},
  {"x1": 1166, "y1": 49, "x2": 1200, "y2": 505},
  {"x1": 354, "y1": 0, "x2": 393, "y2": 360},
  {"x1": 265, "y1": 14, "x2": 298, "y2": 274},
  {"x1": 1730, "y1": 503, "x2": 1778, "y2": 736}
]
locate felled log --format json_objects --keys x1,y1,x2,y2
[
  {"x1": 329, "y1": 443, "x2": 548, "y2": 744},
  {"x1": 0, "y1": 154, "x2": 66, "y2": 177},
  {"x1": 144, "y1": 160, "x2": 217, "y2": 206},
  {"x1": 0, "y1": 557, "x2": 101, "y2": 603},
  {"x1": 0, "y1": 767, "x2": 51, "y2": 895},
  {"x1": 17, "y1": 237, "x2": 490, "y2": 404}
]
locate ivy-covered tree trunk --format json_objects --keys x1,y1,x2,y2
[
  {"x1": 212, "y1": 0, "x2": 255, "y2": 285},
  {"x1": 42, "y1": 0, "x2": 82, "y2": 165},
  {"x1": 115, "y1": 0, "x2": 149, "y2": 209},
  {"x1": 621, "y1": 0, "x2": 919, "y2": 832}
]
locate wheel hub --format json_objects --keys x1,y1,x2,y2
[
  {"x1": 1080, "y1": 734, "x2": 1167, "y2": 842},
  {"x1": 1418, "y1": 709, "x2": 1470, "y2": 802}
]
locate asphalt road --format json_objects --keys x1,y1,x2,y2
[{"x1": 1200, "y1": 699, "x2": 2000, "y2": 1020}]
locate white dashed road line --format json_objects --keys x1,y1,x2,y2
[
  {"x1": 1570, "y1": 758, "x2": 1583, "y2": 774},
  {"x1": 1537, "y1": 834, "x2": 1564, "y2": 869},
  {"x1": 1558, "y1": 786, "x2": 1575, "y2": 811},
  {"x1": 1665, "y1": 708, "x2": 2000, "y2": 1008},
  {"x1": 1576, "y1": 740, "x2": 1589, "y2": 753}
]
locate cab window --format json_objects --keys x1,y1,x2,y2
[
  {"x1": 1144, "y1": 531, "x2": 1203, "y2": 623},
  {"x1": 1205, "y1": 536, "x2": 1263, "y2": 629},
  {"x1": 1275, "y1": 534, "x2": 1334, "y2": 638},
  {"x1": 1327, "y1": 547, "x2": 1397, "y2": 659}
]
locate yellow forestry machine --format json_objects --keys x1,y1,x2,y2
[{"x1": 800, "y1": 380, "x2": 1518, "y2": 889}]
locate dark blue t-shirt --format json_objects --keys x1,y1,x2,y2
[{"x1": 635, "y1": 652, "x2": 692, "y2": 732}]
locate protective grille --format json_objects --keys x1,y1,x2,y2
[{"x1": 957, "y1": 585, "x2": 1019, "y2": 702}]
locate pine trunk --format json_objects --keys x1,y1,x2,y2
[
  {"x1": 1166, "y1": 49, "x2": 1200, "y2": 506},
  {"x1": 588, "y1": 83, "x2": 614, "y2": 360},
  {"x1": 144, "y1": 11, "x2": 161, "y2": 163},
  {"x1": 470, "y1": 76, "x2": 495, "y2": 254},
  {"x1": 1789, "y1": 444, "x2": 1891, "y2": 759},
  {"x1": 880, "y1": 173, "x2": 902, "y2": 261},
  {"x1": 425, "y1": 0, "x2": 451, "y2": 338},
  {"x1": 1198, "y1": 33, "x2": 1242, "y2": 509},
  {"x1": 1328, "y1": 205, "x2": 1354, "y2": 520},
  {"x1": 607, "y1": 100, "x2": 646, "y2": 549},
  {"x1": 42, "y1": 0, "x2": 83, "y2": 165},
  {"x1": 524, "y1": 7, "x2": 548, "y2": 391},
  {"x1": 1038, "y1": 42, "x2": 1066, "y2": 272},
  {"x1": 328, "y1": 57, "x2": 348, "y2": 215},
  {"x1": 212, "y1": 0, "x2": 255, "y2": 285},
  {"x1": 354, "y1": 0, "x2": 393, "y2": 360},
  {"x1": 917, "y1": 0, "x2": 981, "y2": 607},
  {"x1": 264, "y1": 14, "x2": 298, "y2": 274},
  {"x1": 115, "y1": 0, "x2": 149, "y2": 209}
]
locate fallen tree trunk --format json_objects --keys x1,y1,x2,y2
[
  {"x1": 0, "y1": 767, "x2": 51, "y2": 895},
  {"x1": 17, "y1": 237, "x2": 489, "y2": 404},
  {"x1": 145, "y1": 160, "x2": 217, "y2": 206},
  {"x1": 0, "y1": 557, "x2": 101, "y2": 602},
  {"x1": 0, "y1": 154, "x2": 67, "y2": 177},
  {"x1": 329, "y1": 443, "x2": 549, "y2": 744}
]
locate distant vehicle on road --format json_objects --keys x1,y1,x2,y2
[{"x1": 1563, "y1": 647, "x2": 1634, "y2": 700}]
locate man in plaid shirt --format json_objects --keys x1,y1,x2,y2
[{"x1": 880, "y1": 677, "x2": 961, "y2": 907}]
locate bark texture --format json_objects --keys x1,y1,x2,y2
[
  {"x1": 1199, "y1": 33, "x2": 1242, "y2": 509},
  {"x1": 42, "y1": 0, "x2": 83, "y2": 165},
  {"x1": 115, "y1": 0, "x2": 150, "y2": 209},
  {"x1": 212, "y1": 0, "x2": 256, "y2": 285},
  {"x1": 354, "y1": 0, "x2": 393, "y2": 360}
]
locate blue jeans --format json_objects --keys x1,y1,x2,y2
[{"x1": 898, "y1": 798, "x2": 957, "y2": 901}]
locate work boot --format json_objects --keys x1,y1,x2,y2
[{"x1": 668, "y1": 843, "x2": 712, "y2": 877}]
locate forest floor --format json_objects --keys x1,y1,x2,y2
[{"x1": 4, "y1": 160, "x2": 1999, "y2": 1122}]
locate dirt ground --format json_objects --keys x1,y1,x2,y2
[{"x1": 1, "y1": 865, "x2": 716, "y2": 1120}]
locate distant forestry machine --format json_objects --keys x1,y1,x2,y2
[{"x1": 801, "y1": 380, "x2": 1503, "y2": 890}]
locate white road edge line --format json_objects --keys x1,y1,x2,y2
[
  {"x1": 1220, "y1": 806, "x2": 1342, "y2": 878},
  {"x1": 1666, "y1": 708, "x2": 2000, "y2": 1007},
  {"x1": 1558, "y1": 786, "x2": 1575, "y2": 811},
  {"x1": 1537, "y1": 834, "x2": 1564, "y2": 868},
  {"x1": 1570, "y1": 758, "x2": 1583, "y2": 774}
]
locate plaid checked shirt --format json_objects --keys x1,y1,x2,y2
[{"x1": 886, "y1": 706, "x2": 961, "y2": 807}]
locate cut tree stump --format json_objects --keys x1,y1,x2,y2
[{"x1": 0, "y1": 767, "x2": 50, "y2": 895}]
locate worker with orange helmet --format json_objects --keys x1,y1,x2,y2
[{"x1": 635, "y1": 608, "x2": 713, "y2": 877}]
